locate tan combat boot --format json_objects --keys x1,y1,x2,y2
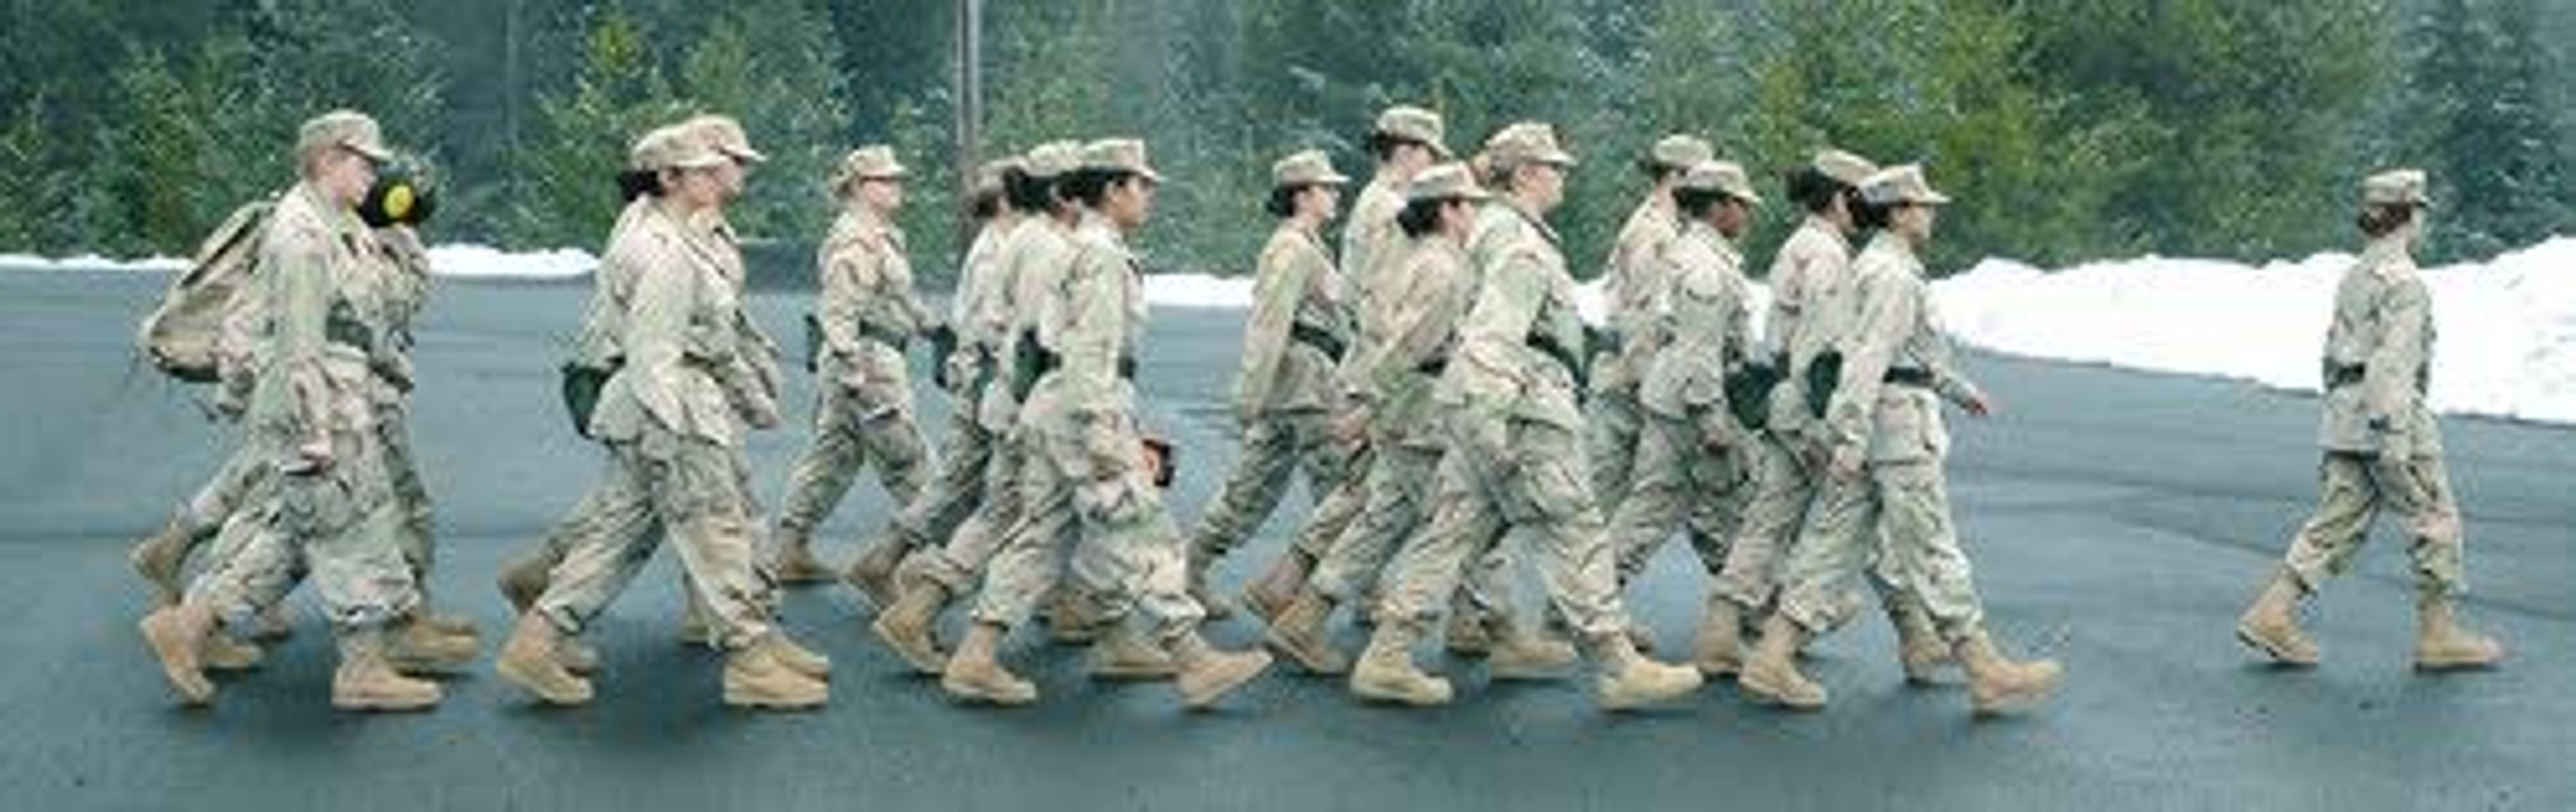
[
  {"x1": 1090, "y1": 621, "x2": 1179, "y2": 681},
  {"x1": 843, "y1": 536, "x2": 910, "y2": 610},
  {"x1": 723, "y1": 634, "x2": 828, "y2": 710},
  {"x1": 203, "y1": 631, "x2": 264, "y2": 672},
  {"x1": 495, "y1": 612, "x2": 593, "y2": 705},
  {"x1": 1591, "y1": 630, "x2": 1704, "y2": 712},
  {"x1": 941, "y1": 622, "x2": 1037, "y2": 705},
  {"x1": 1240, "y1": 548, "x2": 1315, "y2": 624},
  {"x1": 2235, "y1": 571, "x2": 2320, "y2": 666},
  {"x1": 871, "y1": 579, "x2": 953, "y2": 675},
  {"x1": 1955, "y1": 628, "x2": 2062, "y2": 717},
  {"x1": 769, "y1": 632, "x2": 833, "y2": 681},
  {"x1": 140, "y1": 601, "x2": 217, "y2": 705},
  {"x1": 333, "y1": 630, "x2": 443, "y2": 712},
  {"x1": 388, "y1": 616, "x2": 480, "y2": 675},
  {"x1": 1444, "y1": 589, "x2": 1497, "y2": 656},
  {"x1": 769, "y1": 522, "x2": 837, "y2": 585},
  {"x1": 1890, "y1": 599, "x2": 1954, "y2": 685},
  {"x1": 1487, "y1": 617, "x2": 1579, "y2": 681},
  {"x1": 1737, "y1": 614, "x2": 1826, "y2": 710},
  {"x1": 1169, "y1": 630, "x2": 1272, "y2": 710},
  {"x1": 129, "y1": 520, "x2": 192, "y2": 607},
  {"x1": 556, "y1": 636, "x2": 600, "y2": 675},
  {"x1": 496, "y1": 550, "x2": 553, "y2": 614},
  {"x1": 1693, "y1": 597, "x2": 1744, "y2": 678},
  {"x1": 2414, "y1": 594, "x2": 2505, "y2": 671},
  {"x1": 1263, "y1": 588, "x2": 1348, "y2": 675},
  {"x1": 1348, "y1": 619, "x2": 1452, "y2": 707}
]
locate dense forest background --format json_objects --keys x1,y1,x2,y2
[{"x1": 3, "y1": 0, "x2": 2570, "y2": 282}]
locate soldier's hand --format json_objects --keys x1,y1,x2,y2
[
  {"x1": 1960, "y1": 391, "x2": 1997, "y2": 418},
  {"x1": 1828, "y1": 446, "x2": 1866, "y2": 482},
  {"x1": 288, "y1": 435, "x2": 336, "y2": 475}
]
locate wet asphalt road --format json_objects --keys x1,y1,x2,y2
[{"x1": 1, "y1": 272, "x2": 2567, "y2": 811}]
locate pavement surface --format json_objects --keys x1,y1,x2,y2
[{"x1": 1, "y1": 271, "x2": 2568, "y2": 811}]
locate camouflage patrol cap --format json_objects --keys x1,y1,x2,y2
[
  {"x1": 1648, "y1": 135, "x2": 1716, "y2": 171},
  {"x1": 1813, "y1": 148, "x2": 1880, "y2": 187},
  {"x1": 1271, "y1": 149, "x2": 1352, "y2": 188},
  {"x1": 1373, "y1": 105, "x2": 1453, "y2": 159},
  {"x1": 977, "y1": 156, "x2": 1026, "y2": 196},
  {"x1": 637, "y1": 125, "x2": 729, "y2": 172},
  {"x1": 682, "y1": 114, "x2": 767, "y2": 164},
  {"x1": 831, "y1": 145, "x2": 909, "y2": 190},
  {"x1": 297, "y1": 109, "x2": 393, "y2": 163},
  {"x1": 1024, "y1": 141, "x2": 1083, "y2": 178},
  {"x1": 1860, "y1": 164, "x2": 1951, "y2": 207},
  {"x1": 1678, "y1": 160, "x2": 1762, "y2": 205},
  {"x1": 1404, "y1": 162, "x2": 1491, "y2": 203},
  {"x1": 1481, "y1": 121, "x2": 1577, "y2": 171},
  {"x1": 1079, "y1": 138, "x2": 1163, "y2": 182},
  {"x1": 2363, "y1": 169, "x2": 2432, "y2": 209}
]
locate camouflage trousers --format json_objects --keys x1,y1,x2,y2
[
  {"x1": 1607, "y1": 411, "x2": 1755, "y2": 586},
  {"x1": 879, "y1": 397, "x2": 998, "y2": 555},
  {"x1": 1776, "y1": 459, "x2": 1985, "y2": 644},
  {"x1": 1305, "y1": 435, "x2": 1513, "y2": 620},
  {"x1": 1710, "y1": 428, "x2": 1887, "y2": 627},
  {"x1": 1189, "y1": 409, "x2": 1356, "y2": 565},
  {"x1": 187, "y1": 424, "x2": 418, "y2": 632},
  {"x1": 531, "y1": 430, "x2": 774, "y2": 650},
  {"x1": 2280, "y1": 451, "x2": 2465, "y2": 598},
  {"x1": 915, "y1": 428, "x2": 1028, "y2": 597},
  {"x1": 177, "y1": 395, "x2": 437, "y2": 582},
  {"x1": 777, "y1": 379, "x2": 930, "y2": 536},
  {"x1": 1583, "y1": 386, "x2": 1646, "y2": 517},
  {"x1": 969, "y1": 410, "x2": 1205, "y2": 639},
  {"x1": 1377, "y1": 413, "x2": 1628, "y2": 639}
]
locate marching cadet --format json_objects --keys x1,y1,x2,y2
[
  {"x1": 852, "y1": 157, "x2": 1024, "y2": 614},
  {"x1": 1237, "y1": 104, "x2": 1454, "y2": 624},
  {"x1": 139, "y1": 111, "x2": 456, "y2": 711},
  {"x1": 1603, "y1": 160, "x2": 1762, "y2": 633},
  {"x1": 772, "y1": 146, "x2": 936, "y2": 591},
  {"x1": 1262, "y1": 163, "x2": 1520, "y2": 674},
  {"x1": 1738, "y1": 165, "x2": 2061, "y2": 717},
  {"x1": 870, "y1": 141, "x2": 1085, "y2": 673},
  {"x1": 491, "y1": 124, "x2": 830, "y2": 711},
  {"x1": 1185, "y1": 149, "x2": 1357, "y2": 618},
  {"x1": 936, "y1": 139, "x2": 1273, "y2": 709},
  {"x1": 1588, "y1": 134, "x2": 1715, "y2": 517},
  {"x1": 2234, "y1": 169, "x2": 2505, "y2": 673},
  {"x1": 1345, "y1": 123, "x2": 1703, "y2": 710},
  {"x1": 1697, "y1": 149, "x2": 1952, "y2": 682}
]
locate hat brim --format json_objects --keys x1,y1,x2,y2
[
  {"x1": 670, "y1": 154, "x2": 733, "y2": 170},
  {"x1": 722, "y1": 146, "x2": 769, "y2": 164},
  {"x1": 345, "y1": 140, "x2": 394, "y2": 163}
]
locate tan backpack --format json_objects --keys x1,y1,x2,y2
[{"x1": 137, "y1": 197, "x2": 275, "y2": 383}]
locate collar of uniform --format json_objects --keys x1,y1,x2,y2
[
  {"x1": 2361, "y1": 235, "x2": 2416, "y2": 278},
  {"x1": 1801, "y1": 214, "x2": 1849, "y2": 251},
  {"x1": 1864, "y1": 231, "x2": 1920, "y2": 271},
  {"x1": 1686, "y1": 220, "x2": 1739, "y2": 264},
  {"x1": 293, "y1": 181, "x2": 366, "y2": 239},
  {"x1": 1499, "y1": 196, "x2": 1561, "y2": 245},
  {"x1": 1076, "y1": 209, "x2": 1123, "y2": 247}
]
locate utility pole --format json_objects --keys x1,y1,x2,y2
[{"x1": 953, "y1": 0, "x2": 984, "y2": 259}]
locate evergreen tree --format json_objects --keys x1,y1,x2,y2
[{"x1": 503, "y1": 3, "x2": 690, "y2": 250}]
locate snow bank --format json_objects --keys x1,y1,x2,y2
[
  {"x1": 1936, "y1": 239, "x2": 2576, "y2": 424},
  {"x1": 423, "y1": 244, "x2": 596, "y2": 280},
  {"x1": 0, "y1": 253, "x2": 188, "y2": 274}
]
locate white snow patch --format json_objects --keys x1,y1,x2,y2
[{"x1": 1936, "y1": 239, "x2": 2576, "y2": 425}]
